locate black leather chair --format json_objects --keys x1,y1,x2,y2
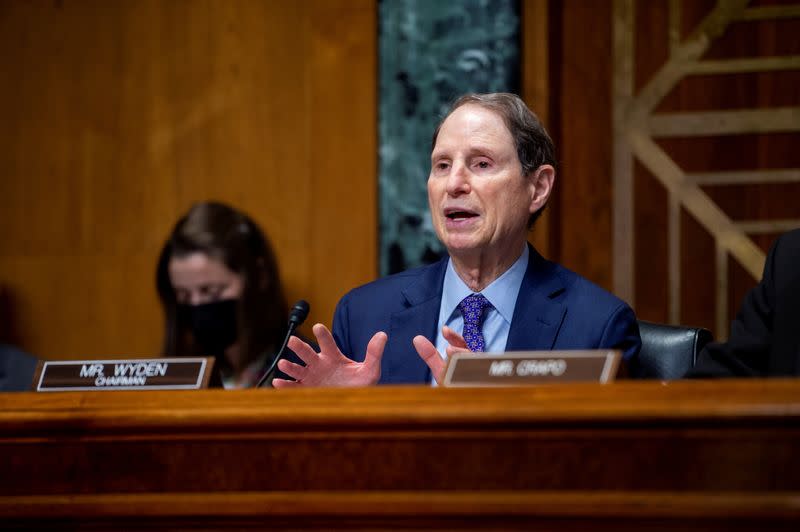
[{"x1": 631, "y1": 320, "x2": 713, "y2": 380}]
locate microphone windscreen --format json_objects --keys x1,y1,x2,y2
[{"x1": 288, "y1": 300, "x2": 310, "y2": 326}]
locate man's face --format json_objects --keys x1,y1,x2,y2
[{"x1": 428, "y1": 104, "x2": 537, "y2": 260}]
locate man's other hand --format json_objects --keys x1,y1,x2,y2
[{"x1": 412, "y1": 325, "x2": 470, "y2": 384}]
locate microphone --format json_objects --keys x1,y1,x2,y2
[{"x1": 256, "y1": 300, "x2": 310, "y2": 388}]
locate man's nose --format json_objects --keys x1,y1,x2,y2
[{"x1": 446, "y1": 162, "x2": 470, "y2": 195}]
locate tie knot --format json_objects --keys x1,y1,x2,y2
[
  {"x1": 458, "y1": 293, "x2": 492, "y2": 319},
  {"x1": 458, "y1": 294, "x2": 493, "y2": 352}
]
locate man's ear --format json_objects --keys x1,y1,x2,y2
[{"x1": 528, "y1": 164, "x2": 555, "y2": 214}]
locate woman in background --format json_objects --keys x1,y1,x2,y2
[{"x1": 156, "y1": 201, "x2": 294, "y2": 388}]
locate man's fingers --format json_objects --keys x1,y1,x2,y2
[
  {"x1": 271, "y1": 378, "x2": 301, "y2": 388},
  {"x1": 364, "y1": 331, "x2": 388, "y2": 366},
  {"x1": 312, "y1": 323, "x2": 342, "y2": 358},
  {"x1": 358, "y1": 331, "x2": 387, "y2": 385},
  {"x1": 442, "y1": 325, "x2": 468, "y2": 349},
  {"x1": 412, "y1": 335, "x2": 441, "y2": 364},
  {"x1": 277, "y1": 359, "x2": 307, "y2": 381},
  {"x1": 412, "y1": 335, "x2": 446, "y2": 384},
  {"x1": 443, "y1": 325, "x2": 470, "y2": 358},
  {"x1": 287, "y1": 336, "x2": 318, "y2": 366},
  {"x1": 446, "y1": 344, "x2": 470, "y2": 357}
]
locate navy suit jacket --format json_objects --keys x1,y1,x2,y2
[{"x1": 332, "y1": 246, "x2": 641, "y2": 384}]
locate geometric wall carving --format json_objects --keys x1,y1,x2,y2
[{"x1": 613, "y1": 0, "x2": 800, "y2": 337}]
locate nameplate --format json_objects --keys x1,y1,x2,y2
[
  {"x1": 442, "y1": 350, "x2": 621, "y2": 387},
  {"x1": 33, "y1": 357, "x2": 215, "y2": 391}
]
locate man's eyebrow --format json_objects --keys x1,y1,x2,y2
[{"x1": 465, "y1": 145, "x2": 498, "y2": 157}]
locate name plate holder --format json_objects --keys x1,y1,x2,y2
[
  {"x1": 32, "y1": 357, "x2": 215, "y2": 391},
  {"x1": 442, "y1": 350, "x2": 621, "y2": 387}
]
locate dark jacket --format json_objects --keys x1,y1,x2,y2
[
  {"x1": 0, "y1": 344, "x2": 38, "y2": 392},
  {"x1": 689, "y1": 229, "x2": 800, "y2": 377}
]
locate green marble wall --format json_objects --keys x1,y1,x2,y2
[{"x1": 379, "y1": 0, "x2": 520, "y2": 275}]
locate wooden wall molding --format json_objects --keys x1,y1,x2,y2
[{"x1": 613, "y1": 0, "x2": 800, "y2": 335}]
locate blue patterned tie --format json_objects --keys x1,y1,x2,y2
[{"x1": 458, "y1": 293, "x2": 493, "y2": 352}]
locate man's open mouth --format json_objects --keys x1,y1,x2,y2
[{"x1": 445, "y1": 210, "x2": 478, "y2": 220}]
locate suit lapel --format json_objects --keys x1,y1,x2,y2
[
  {"x1": 381, "y1": 259, "x2": 447, "y2": 384},
  {"x1": 506, "y1": 246, "x2": 567, "y2": 351}
]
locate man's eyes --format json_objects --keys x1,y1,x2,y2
[{"x1": 431, "y1": 158, "x2": 492, "y2": 172}]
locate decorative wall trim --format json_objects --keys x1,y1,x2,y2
[{"x1": 613, "y1": 0, "x2": 800, "y2": 337}]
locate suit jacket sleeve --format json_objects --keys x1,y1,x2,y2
[
  {"x1": 600, "y1": 304, "x2": 641, "y2": 364},
  {"x1": 688, "y1": 236, "x2": 779, "y2": 377},
  {"x1": 332, "y1": 293, "x2": 357, "y2": 362}
]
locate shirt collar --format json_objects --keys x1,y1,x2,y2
[{"x1": 441, "y1": 244, "x2": 529, "y2": 325}]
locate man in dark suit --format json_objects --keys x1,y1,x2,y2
[
  {"x1": 274, "y1": 93, "x2": 640, "y2": 387},
  {"x1": 689, "y1": 229, "x2": 800, "y2": 377}
]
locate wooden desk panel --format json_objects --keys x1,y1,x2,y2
[{"x1": 1, "y1": 380, "x2": 799, "y2": 530}]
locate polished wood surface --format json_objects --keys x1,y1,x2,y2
[
  {"x1": 1, "y1": 380, "x2": 799, "y2": 529},
  {"x1": 0, "y1": 0, "x2": 376, "y2": 358}
]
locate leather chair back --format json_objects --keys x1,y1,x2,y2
[{"x1": 632, "y1": 320, "x2": 713, "y2": 380}]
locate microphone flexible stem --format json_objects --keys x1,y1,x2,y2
[{"x1": 256, "y1": 322, "x2": 298, "y2": 388}]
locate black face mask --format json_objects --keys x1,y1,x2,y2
[{"x1": 178, "y1": 299, "x2": 239, "y2": 356}]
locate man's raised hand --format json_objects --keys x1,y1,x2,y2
[{"x1": 272, "y1": 323, "x2": 387, "y2": 387}]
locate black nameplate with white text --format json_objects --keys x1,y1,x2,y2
[
  {"x1": 33, "y1": 357, "x2": 214, "y2": 391},
  {"x1": 442, "y1": 350, "x2": 621, "y2": 387}
]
